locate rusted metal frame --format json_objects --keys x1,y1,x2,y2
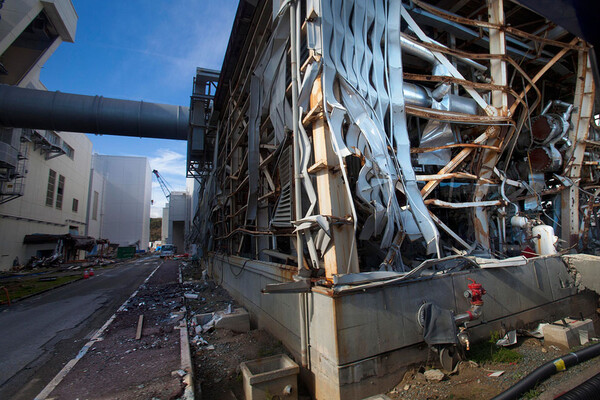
[
  {"x1": 411, "y1": 143, "x2": 500, "y2": 153},
  {"x1": 405, "y1": 104, "x2": 512, "y2": 124},
  {"x1": 429, "y1": 211, "x2": 472, "y2": 250},
  {"x1": 408, "y1": 36, "x2": 542, "y2": 112},
  {"x1": 229, "y1": 151, "x2": 249, "y2": 181},
  {"x1": 420, "y1": 128, "x2": 496, "y2": 198},
  {"x1": 416, "y1": 172, "x2": 495, "y2": 184},
  {"x1": 472, "y1": 0, "x2": 508, "y2": 251},
  {"x1": 217, "y1": 4, "x2": 271, "y2": 170},
  {"x1": 510, "y1": 38, "x2": 579, "y2": 116},
  {"x1": 215, "y1": 227, "x2": 286, "y2": 242},
  {"x1": 410, "y1": 0, "x2": 580, "y2": 50},
  {"x1": 515, "y1": 185, "x2": 567, "y2": 201},
  {"x1": 310, "y1": 75, "x2": 359, "y2": 277},
  {"x1": 399, "y1": 16, "x2": 494, "y2": 115},
  {"x1": 498, "y1": 39, "x2": 580, "y2": 157},
  {"x1": 301, "y1": 102, "x2": 323, "y2": 127},
  {"x1": 258, "y1": 190, "x2": 279, "y2": 203},
  {"x1": 228, "y1": 204, "x2": 248, "y2": 220},
  {"x1": 404, "y1": 72, "x2": 508, "y2": 92},
  {"x1": 259, "y1": 153, "x2": 276, "y2": 192},
  {"x1": 227, "y1": 175, "x2": 249, "y2": 198},
  {"x1": 425, "y1": 199, "x2": 505, "y2": 208},
  {"x1": 225, "y1": 120, "x2": 249, "y2": 163},
  {"x1": 403, "y1": 72, "x2": 526, "y2": 114},
  {"x1": 220, "y1": 94, "x2": 249, "y2": 165},
  {"x1": 228, "y1": 0, "x2": 272, "y2": 99},
  {"x1": 561, "y1": 50, "x2": 595, "y2": 245},
  {"x1": 581, "y1": 188, "x2": 599, "y2": 249},
  {"x1": 218, "y1": 97, "x2": 247, "y2": 164},
  {"x1": 259, "y1": 149, "x2": 278, "y2": 169}
]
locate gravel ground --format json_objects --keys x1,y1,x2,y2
[
  {"x1": 49, "y1": 260, "x2": 186, "y2": 400},
  {"x1": 388, "y1": 338, "x2": 600, "y2": 400},
  {"x1": 180, "y1": 263, "x2": 295, "y2": 400}
]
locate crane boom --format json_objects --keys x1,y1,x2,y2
[{"x1": 152, "y1": 169, "x2": 172, "y2": 200}]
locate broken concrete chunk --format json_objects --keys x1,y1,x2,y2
[
  {"x1": 184, "y1": 292, "x2": 199, "y2": 299},
  {"x1": 424, "y1": 369, "x2": 445, "y2": 382},
  {"x1": 214, "y1": 307, "x2": 250, "y2": 333},
  {"x1": 542, "y1": 318, "x2": 595, "y2": 349},
  {"x1": 197, "y1": 307, "x2": 250, "y2": 333}
]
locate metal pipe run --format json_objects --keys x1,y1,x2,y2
[{"x1": 0, "y1": 84, "x2": 189, "y2": 140}]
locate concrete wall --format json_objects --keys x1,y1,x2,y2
[
  {"x1": 91, "y1": 155, "x2": 152, "y2": 250},
  {"x1": 209, "y1": 254, "x2": 599, "y2": 400}
]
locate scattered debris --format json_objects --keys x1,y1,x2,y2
[
  {"x1": 135, "y1": 315, "x2": 144, "y2": 340},
  {"x1": 496, "y1": 330, "x2": 517, "y2": 347},
  {"x1": 424, "y1": 369, "x2": 445, "y2": 382}
]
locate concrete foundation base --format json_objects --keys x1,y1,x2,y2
[{"x1": 207, "y1": 253, "x2": 600, "y2": 400}]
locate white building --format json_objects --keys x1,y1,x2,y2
[
  {"x1": 0, "y1": 0, "x2": 89, "y2": 270},
  {"x1": 166, "y1": 191, "x2": 190, "y2": 253},
  {"x1": 90, "y1": 155, "x2": 152, "y2": 251}
]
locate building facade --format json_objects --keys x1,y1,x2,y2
[
  {"x1": 0, "y1": 0, "x2": 89, "y2": 270},
  {"x1": 90, "y1": 155, "x2": 152, "y2": 251}
]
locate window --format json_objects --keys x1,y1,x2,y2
[
  {"x1": 72, "y1": 198, "x2": 78, "y2": 212},
  {"x1": 62, "y1": 142, "x2": 74, "y2": 159},
  {"x1": 55, "y1": 175, "x2": 65, "y2": 209},
  {"x1": 92, "y1": 191, "x2": 99, "y2": 220},
  {"x1": 45, "y1": 169, "x2": 56, "y2": 206}
]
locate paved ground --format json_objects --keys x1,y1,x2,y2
[
  {"x1": 0, "y1": 256, "x2": 158, "y2": 400},
  {"x1": 47, "y1": 259, "x2": 186, "y2": 400}
]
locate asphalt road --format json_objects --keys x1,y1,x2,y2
[{"x1": 0, "y1": 256, "x2": 160, "y2": 400}]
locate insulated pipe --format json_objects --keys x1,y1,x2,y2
[
  {"x1": 403, "y1": 82, "x2": 479, "y2": 115},
  {"x1": 0, "y1": 84, "x2": 189, "y2": 140},
  {"x1": 400, "y1": 34, "x2": 487, "y2": 72},
  {"x1": 289, "y1": 0, "x2": 309, "y2": 370},
  {"x1": 492, "y1": 342, "x2": 600, "y2": 400}
]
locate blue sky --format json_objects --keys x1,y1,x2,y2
[{"x1": 40, "y1": 0, "x2": 239, "y2": 217}]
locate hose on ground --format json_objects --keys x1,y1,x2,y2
[
  {"x1": 556, "y1": 372, "x2": 600, "y2": 399},
  {"x1": 491, "y1": 342, "x2": 600, "y2": 400}
]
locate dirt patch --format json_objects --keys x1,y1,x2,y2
[
  {"x1": 181, "y1": 272, "x2": 289, "y2": 400},
  {"x1": 388, "y1": 338, "x2": 600, "y2": 399},
  {"x1": 49, "y1": 260, "x2": 187, "y2": 400}
]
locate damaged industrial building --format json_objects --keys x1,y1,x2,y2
[
  {"x1": 1, "y1": 0, "x2": 600, "y2": 398},
  {"x1": 188, "y1": 0, "x2": 600, "y2": 398}
]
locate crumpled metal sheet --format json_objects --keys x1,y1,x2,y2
[
  {"x1": 316, "y1": 0, "x2": 440, "y2": 254},
  {"x1": 418, "y1": 121, "x2": 453, "y2": 166}
]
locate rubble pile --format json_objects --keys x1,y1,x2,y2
[{"x1": 181, "y1": 275, "x2": 289, "y2": 399}]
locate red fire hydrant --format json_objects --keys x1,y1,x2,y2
[{"x1": 466, "y1": 278, "x2": 486, "y2": 305}]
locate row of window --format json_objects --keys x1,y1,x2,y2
[{"x1": 45, "y1": 169, "x2": 78, "y2": 212}]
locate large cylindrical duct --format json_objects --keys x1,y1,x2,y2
[{"x1": 0, "y1": 85, "x2": 189, "y2": 140}]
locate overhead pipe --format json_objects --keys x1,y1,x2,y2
[{"x1": 0, "y1": 84, "x2": 189, "y2": 140}]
